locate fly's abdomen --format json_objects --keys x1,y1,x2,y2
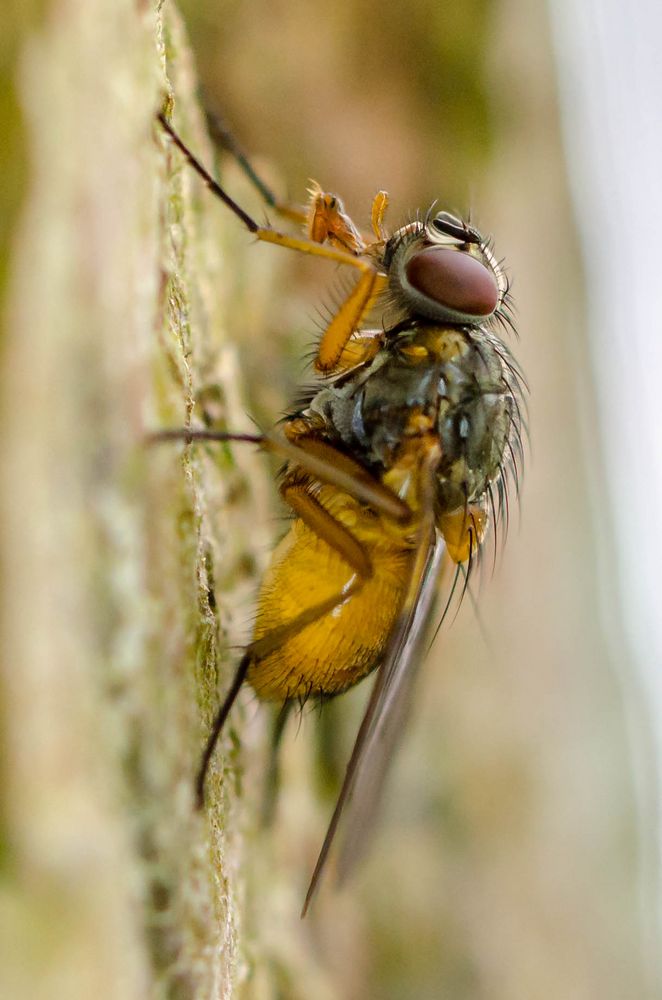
[{"x1": 248, "y1": 502, "x2": 411, "y2": 702}]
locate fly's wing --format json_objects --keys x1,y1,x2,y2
[
  {"x1": 336, "y1": 532, "x2": 449, "y2": 880},
  {"x1": 301, "y1": 524, "x2": 450, "y2": 916}
]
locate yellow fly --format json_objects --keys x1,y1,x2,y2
[{"x1": 157, "y1": 110, "x2": 525, "y2": 915}]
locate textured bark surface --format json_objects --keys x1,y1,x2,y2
[{"x1": 0, "y1": 3, "x2": 288, "y2": 997}]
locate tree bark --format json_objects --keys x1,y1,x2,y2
[{"x1": 0, "y1": 3, "x2": 285, "y2": 997}]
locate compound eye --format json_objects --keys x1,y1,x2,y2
[
  {"x1": 430, "y1": 212, "x2": 481, "y2": 245},
  {"x1": 405, "y1": 246, "x2": 499, "y2": 317}
]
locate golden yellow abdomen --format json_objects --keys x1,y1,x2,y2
[{"x1": 248, "y1": 504, "x2": 411, "y2": 702}]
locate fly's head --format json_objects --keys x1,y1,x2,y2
[{"x1": 383, "y1": 210, "x2": 507, "y2": 327}]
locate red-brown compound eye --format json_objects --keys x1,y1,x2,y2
[{"x1": 405, "y1": 246, "x2": 500, "y2": 317}]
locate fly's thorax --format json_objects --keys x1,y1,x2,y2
[
  {"x1": 307, "y1": 331, "x2": 445, "y2": 468},
  {"x1": 430, "y1": 326, "x2": 514, "y2": 510},
  {"x1": 307, "y1": 323, "x2": 513, "y2": 508},
  {"x1": 435, "y1": 388, "x2": 512, "y2": 511}
]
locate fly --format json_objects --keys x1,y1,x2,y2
[{"x1": 156, "y1": 108, "x2": 526, "y2": 915}]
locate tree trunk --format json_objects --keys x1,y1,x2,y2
[{"x1": 0, "y1": 3, "x2": 293, "y2": 997}]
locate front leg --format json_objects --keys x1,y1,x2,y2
[{"x1": 315, "y1": 266, "x2": 389, "y2": 373}]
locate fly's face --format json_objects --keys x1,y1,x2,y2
[{"x1": 384, "y1": 211, "x2": 506, "y2": 326}]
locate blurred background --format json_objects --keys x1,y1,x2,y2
[
  {"x1": 176, "y1": 0, "x2": 659, "y2": 996},
  {"x1": 1, "y1": 0, "x2": 659, "y2": 998}
]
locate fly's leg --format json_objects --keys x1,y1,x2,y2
[
  {"x1": 329, "y1": 328, "x2": 385, "y2": 373},
  {"x1": 281, "y1": 485, "x2": 370, "y2": 577},
  {"x1": 371, "y1": 190, "x2": 389, "y2": 241},
  {"x1": 205, "y1": 108, "x2": 308, "y2": 226},
  {"x1": 198, "y1": 462, "x2": 412, "y2": 811},
  {"x1": 307, "y1": 182, "x2": 365, "y2": 252},
  {"x1": 309, "y1": 186, "x2": 389, "y2": 251},
  {"x1": 438, "y1": 504, "x2": 487, "y2": 563},
  {"x1": 158, "y1": 113, "x2": 389, "y2": 375},
  {"x1": 279, "y1": 430, "x2": 411, "y2": 522},
  {"x1": 206, "y1": 111, "x2": 388, "y2": 253},
  {"x1": 159, "y1": 112, "x2": 367, "y2": 266},
  {"x1": 261, "y1": 701, "x2": 294, "y2": 826},
  {"x1": 196, "y1": 577, "x2": 366, "y2": 808},
  {"x1": 195, "y1": 650, "x2": 251, "y2": 807},
  {"x1": 195, "y1": 471, "x2": 405, "y2": 806},
  {"x1": 305, "y1": 186, "x2": 390, "y2": 369},
  {"x1": 314, "y1": 267, "x2": 389, "y2": 373},
  {"x1": 150, "y1": 427, "x2": 411, "y2": 522}
]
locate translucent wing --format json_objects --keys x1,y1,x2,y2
[
  {"x1": 301, "y1": 522, "x2": 451, "y2": 915},
  {"x1": 336, "y1": 532, "x2": 450, "y2": 880}
]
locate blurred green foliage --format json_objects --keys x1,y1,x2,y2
[{"x1": 0, "y1": 2, "x2": 47, "y2": 329}]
